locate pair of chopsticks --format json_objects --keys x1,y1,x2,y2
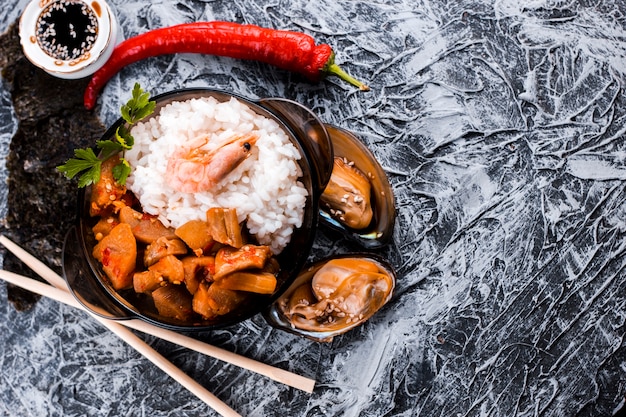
[{"x1": 0, "y1": 235, "x2": 315, "y2": 417}]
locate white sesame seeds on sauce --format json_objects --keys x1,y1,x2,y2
[{"x1": 35, "y1": 0, "x2": 98, "y2": 61}]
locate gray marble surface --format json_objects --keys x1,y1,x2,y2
[{"x1": 1, "y1": 0, "x2": 626, "y2": 416}]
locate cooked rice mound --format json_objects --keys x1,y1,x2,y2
[{"x1": 124, "y1": 96, "x2": 308, "y2": 254}]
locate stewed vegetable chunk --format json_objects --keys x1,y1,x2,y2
[
  {"x1": 144, "y1": 237, "x2": 188, "y2": 266},
  {"x1": 152, "y1": 285, "x2": 194, "y2": 321},
  {"x1": 119, "y1": 205, "x2": 177, "y2": 244},
  {"x1": 90, "y1": 186, "x2": 281, "y2": 323},
  {"x1": 214, "y1": 244, "x2": 272, "y2": 279},
  {"x1": 92, "y1": 223, "x2": 137, "y2": 290},
  {"x1": 192, "y1": 281, "x2": 248, "y2": 319},
  {"x1": 206, "y1": 207, "x2": 244, "y2": 248},
  {"x1": 175, "y1": 220, "x2": 215, "y2": 255}
]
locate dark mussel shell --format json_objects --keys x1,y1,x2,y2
[
  {"x1": 264, "y1": 253, "x2": 396, "y2": 342},
  {"x1": 320, "y1": 125, "x2": 396, "y2": 249}
]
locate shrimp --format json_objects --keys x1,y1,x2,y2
[{"x1": 166, "y1": 133, "x2": 258, "y2": 193}]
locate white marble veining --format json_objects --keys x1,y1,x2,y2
[{"x1": 1, "y1": 0, "x2": 626, "y2": 416}]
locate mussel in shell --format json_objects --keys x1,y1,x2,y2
[
  {"x1": 265, "y1": 254, "x2": 395, "y2": 342},
  {"x1": 321, "y1": 125, "x2": 395, "y2": 248},
  {"x1": 321, "y1": 157, "x2": 373, "y2": 230}
]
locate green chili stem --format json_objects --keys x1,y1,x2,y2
[{"x1": 326, "y1": 63, "x2": 370, "y2": 91}]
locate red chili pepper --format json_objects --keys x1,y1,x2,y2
[{"x1": 84, "y1": 21, "x2": 369, "y2": 110}]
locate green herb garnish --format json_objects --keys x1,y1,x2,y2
[{"x1": 58, "y1": 83, "x2": 156, "y2": 187}]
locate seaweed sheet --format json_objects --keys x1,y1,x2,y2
[{"x1": 0, "y1": 21, "x2": 104, "y2": 310}]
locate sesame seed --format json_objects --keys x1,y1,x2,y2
[{"x1": 36, "y1": 0, "x2": 99, "y2": 61}]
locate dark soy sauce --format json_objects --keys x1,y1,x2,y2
[{"x1": 36, "y1": 0, "x2": 98, "y2": 61}]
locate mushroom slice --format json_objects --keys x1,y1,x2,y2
[
  {"x1": 217, "y1": 271, "x2": 277, "y2": 294},
  {"x1": 181, "y1": 256, "x2": 215, "y2": 295},
  {"x1": 213, "y1": 244, "x2": 272, "y2": 279},
  {"x1": 144, "y1": 236, "x2": 188, "y2": 267}
]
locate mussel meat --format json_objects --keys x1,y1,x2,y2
[
  {"x1": 321, "y1": 125, "x2": 395, "y2": 249},
  {"x1": 265, "y1": 254, "x2": 395, "y2": 342},
  {"x1": 321, "y1": 157, "x2": 373, "y2": 230}
]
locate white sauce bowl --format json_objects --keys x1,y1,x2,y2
[{"x1": 18, "y1": 0, "x2": 119, "y2": 79}]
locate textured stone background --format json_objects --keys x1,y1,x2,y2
[{"x1": 1, "y1": 1, "x2": 626, "y2": 416}]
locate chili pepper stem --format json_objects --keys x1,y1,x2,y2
[{"x1": 326, "y1": 62, "x2": 370, "y2": 91}]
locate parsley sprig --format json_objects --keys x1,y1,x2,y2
[{"x1": 58, "y1": 83, "x2": 156, "y2": 187}]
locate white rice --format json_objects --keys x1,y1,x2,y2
[{"x1": 124, "y1": 96, "x2": 308, "y2": 254}]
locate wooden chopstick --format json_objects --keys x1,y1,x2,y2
[
  {"x1": 0, "y1": 235, "x2": 315, "y2": 393},
  {"x1": 0, "y1": 268, "x2": 241, "y2": 417}
]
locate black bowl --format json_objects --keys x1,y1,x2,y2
[{"x1": 62, "y1": 88, "x2": 333, "y2": 331}]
